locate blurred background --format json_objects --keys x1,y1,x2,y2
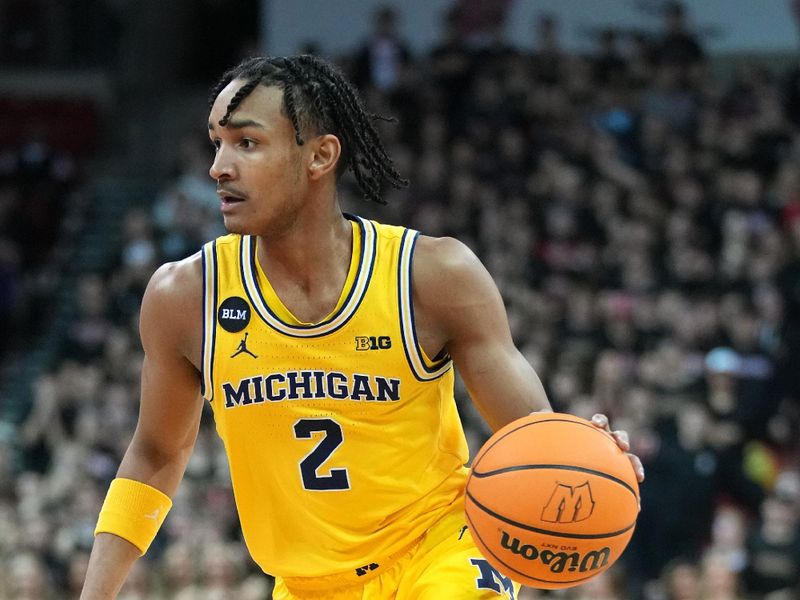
[{"x1": 1, "y1": 0, "x2": 800, "y2": 598}]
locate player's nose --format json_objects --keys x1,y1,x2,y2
[{"x1": 209, "y1": 148, "x2": 236, "y2": 181}]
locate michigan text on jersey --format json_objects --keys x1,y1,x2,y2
[{"x1": 222, "y1": 370, "x2": 402, "y2": 408}]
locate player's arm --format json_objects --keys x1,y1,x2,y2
[
  {"x1": 413, "y1": 236, "x2": 644, "y2": 481},
  {"x1": 81, "y1": 257, "x2": 205, "y2": 600},
  {"x1": 412, "y1": 236, "x2": 550, "y2": 431}
]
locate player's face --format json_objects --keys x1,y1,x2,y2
[{"x1": 208, "y1": 81, "x2": 308, "y2": 236}]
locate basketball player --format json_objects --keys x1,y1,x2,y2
[{"x1": 81, "y1": 55, "x2": 644, "y2": 599}]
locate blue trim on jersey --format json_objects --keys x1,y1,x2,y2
[
  {"x1": 397, "y1": 230, "x2": 419, "y2": 380},
  {"x1": 201, "y1": 240, "x2": 218, "y2": 402},
  {"x1": 239, "y1": 235, "x2": 260, "y2": 331},
  {"x1": 240, "y1": 215, "x2": 377, "y2": 338},
  {"x1": 397, "y1": 229, "x2": 452, "y2": 382},
  {"x1": 406, "y1": 233, "x2": 452, "y2": 374},
  {"x1": 200, "y1": 247, "x2": 207, "y2": 399},
  {"x1": 211, "y1": 242, "x2": 218, "y2": 401},
  {"x1": 246, "y1": 232, "x2": 365, "y2": 330}
]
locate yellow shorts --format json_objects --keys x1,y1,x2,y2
[{"x1": 272, "y1": 501, "x2": 519, "y2": 600}]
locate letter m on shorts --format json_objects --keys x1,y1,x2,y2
[
  {"x1": 469, "y1": 559, "x2": 515, "y2": 599},
  {"x1": 541, "y1": 481, "x2": 595, "y2": 523}
]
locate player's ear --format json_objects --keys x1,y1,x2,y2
[{"x1": 308, "y1": 134, "x2": 341, "y2": 180}]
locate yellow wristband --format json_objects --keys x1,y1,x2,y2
[{"x1": 94, "y1": 478, "x2": 173, "y2": 555}]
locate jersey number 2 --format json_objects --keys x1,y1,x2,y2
[{"x1": 293, "y1": 418, "x2": 350, "y2": 491}]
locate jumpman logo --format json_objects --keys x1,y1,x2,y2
[{"x1": 231, "y1": 333, "x2": 258, "y2": 358}]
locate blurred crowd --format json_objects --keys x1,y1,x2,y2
[
  {"x1": 0, "y1": 133, "x2": 77, "y2": 360},
  {"x1": 2, "y1": 2, "x2": 800, "y2": 598}
]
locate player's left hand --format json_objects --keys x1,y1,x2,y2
[{"x1": 591, "y1": 413, "x2": 645, "y2": 483}]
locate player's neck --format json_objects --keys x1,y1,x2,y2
[{"x1": 256, "y1": 202, "x2": 353, "y2": 300}]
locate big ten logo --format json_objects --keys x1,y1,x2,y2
[{"x1": 355, "y1": 336, "x2": 392, "y2": 351}]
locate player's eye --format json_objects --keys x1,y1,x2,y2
[
  {"x1": 240, "y1": 138, "x2": 256, "y2": 149},
  {"x1": 210, "y1": 139, "x2": 221, "y2": 151}
]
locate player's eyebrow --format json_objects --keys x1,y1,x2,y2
[{"x1": 208, "y1": 118, "x2": 267, "y2": 131}]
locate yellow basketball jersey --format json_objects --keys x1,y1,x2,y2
[{"x1": 200, "y1": 215, "x2": 469, "y2": 578}]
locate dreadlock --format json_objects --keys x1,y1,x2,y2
[{"x1": 208, "y1": 55, "x2": 408, "y2": 205}]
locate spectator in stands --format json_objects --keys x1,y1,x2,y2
[
  {"x1": 700, "y1": 550, "x2": 745, "y2": 600},
  {"x1": 429, "y1": 8, "x2": 474, "y2": 132},
  {"x1": 352, "y1": 5, "x2": 411, "y2": 93},
  {"x1": 743, "y1": 487, "x2": 800, "y2": 597},
  {"x1": 707, "y1": 505, "x2": 748, "y2": 576},
  {"x1": 592, "y1": 29, "x2": 626, "y2": 86},
  {"x1": 158, "y1": 541, "x2": 199, "y2": 598},
  {"x1": 531, "y1": 13, "x2": 564, "y2": 86},
  {"x1": 447, "y1": 0, "x2": 514, "y2": 48},
  {"x1": 62, "y1": 275, "x2": 113, "y2": 363},
  {"x1": 653, "y1": 2, "x2": 704, "y2": 69},
  {"x1": 569, "y1": 567, "x2": 630, "y2": 599},
  {"x1": 6, "y1": 551, "x2": 51, "y2": 599},
  {"x1": 660, "y1": 558, "x2": 701, "y2": 600},
  {"x1": 629, "y1": 402, "x2": 719, "y2": 582},
  {"x1": 0, "y1": 235, "x2": 21, "y2": 358}
]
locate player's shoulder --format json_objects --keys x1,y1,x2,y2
[
  {"x1": 147, "y1": 233, "x2": 243, "y2": 294},
  {"x1": 413, "y1": 235, "x2": 484, "y2": 283},
  {"x1": 409, "y1": 234, "x2": 500, "y2": 333},
  {"x1": 142, "y1": 252, "x2": 204, "y2": 334},
  {"x1": 140, "y1": 252, "x2": 204, "y2": 357},
  {"x1": 147, "y1": 251, "x2": 203, "y2": 301},
  {"x1": 410, "y1": 235, "x2": 497, "y2": 312}
]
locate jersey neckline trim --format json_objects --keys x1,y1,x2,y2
[
  {"x1": 251, "y1": 219, "x2": 361, "y2": 326},
  {"x1": 240, "y1": 215, "x2": 377, "y2": 338}
]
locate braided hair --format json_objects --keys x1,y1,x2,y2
[{"x1": 208, "y1": 55, "x2": 408, "y2": 204}]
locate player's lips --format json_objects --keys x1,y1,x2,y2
[{"x1": 217, "y1": 188, "x2": 247, "y2": 212}]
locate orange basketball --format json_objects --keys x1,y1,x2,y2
[{"x1": 465, "y1": 413, "x2": 640, "y2": 589}]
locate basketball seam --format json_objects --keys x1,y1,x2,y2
[
  {"x1": 465, "y1": 502, "x2": 607, "y2": 586},
  {"x1": 471, "y1": 418, "x2": 616, "y2": 473},
  {"x1": 465, "y1": 490, "x2": 637, "y2": 540},
  {"x1": 471, "y1": 464, "x2": 639, "y2": 499}
]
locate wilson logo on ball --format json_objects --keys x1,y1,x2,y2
[
  {"x1": 541, "y1": 481, "x2": 595, "y2": 523},
  {"x1": 499, "y1": 531, "x2": 611, "y2": 574}
]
